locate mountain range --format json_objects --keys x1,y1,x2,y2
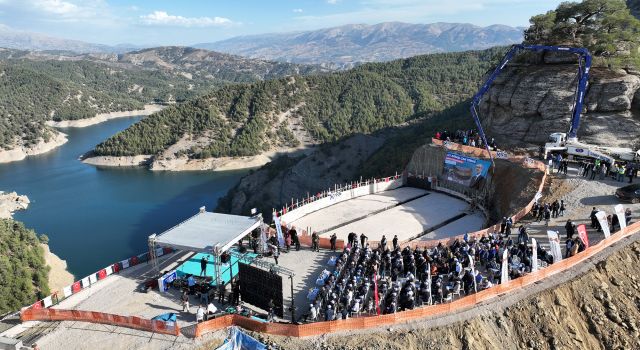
[
  {"x1": 196, "y1": 22, "x2": 523, "y2": 68},
  {"x1": 0, "y1": 22, "x2": 522, "y2": 68},
  {"x1": 0, "y1": 24, "x2": 139, "y2": 53}
]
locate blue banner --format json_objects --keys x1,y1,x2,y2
[{"x1": 443, "y1": 152, "x2": 491, "y2": 189}]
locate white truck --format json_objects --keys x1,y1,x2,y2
[{"x1": 545, "y1": 132, "x2": 640, "y2": 163}]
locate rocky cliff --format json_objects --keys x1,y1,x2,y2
[
  {"x1": 480, "y1": 61, "x2": 640, "y2": 149},
  {"x1": 217, "y1": 134, "x2": 385, "y2": 219}
]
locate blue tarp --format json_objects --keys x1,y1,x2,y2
[
  {"x1": 215, "y1": 327, "x2": 267, "y2": 350},
  {"x1": 152, "y1": 313, "x2": 177, "y2": 322}
]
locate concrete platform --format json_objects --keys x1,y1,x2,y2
[
  {"x1": 420, "y1": 211, "x2": 486, "y2": 241},
  {"x1": 318, "y1": 191, "x2": 483, "y2": 243},
  {"x1": 254, "y1": 249, "x2": 340, "y2": 323},
  {"x1": 289, "y1": 187, "x2": 428, "y2": 234}
]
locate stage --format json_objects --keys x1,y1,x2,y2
[{"x1": 289, "y1": 187, "x2": 486, "y2": 243}]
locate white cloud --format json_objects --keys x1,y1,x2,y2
[
  {"x1": 0, "y1": 0, "x2": 110, "y2": 22},
  {"x1": 327, "y1": 0, "x2": 339, "y2": 4},
  {"x1": 292, "y1": 0, "x2": 562, "y2": 28},
  {"x1": 293, "y1": 8, "x2": 303, "y2": 13},
  {"x1": 140, "y1": 11, "x2": 234, "y2": 27}
]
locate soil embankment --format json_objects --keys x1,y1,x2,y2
[
  {"x1": 41, "y1": 243, "x2": 74, "y2": 293},
  {"x1": 46, "y1": 104, "x2": 165, "y2": 128},
  {"x1": 0, "y1": 131, "x2": 68, "y2": 164}
]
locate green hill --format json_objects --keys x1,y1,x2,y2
[
  {"x1": 0, "y1": 47, "x2": 324, "y2": 151},
  {"x1": 0, "y1": 219, "x2": 49, "y2": 314},
  {"x1": 93, "y1": 47, "x2": 505, "y2": 159}
]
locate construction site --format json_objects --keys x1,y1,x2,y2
[{"x1": 2, "y1": 42, "x2": 640, "y2": 350}]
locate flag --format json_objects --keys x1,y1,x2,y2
[
  {"x1": 577, "y1": 224, "x2": 589, "y2": 248},
  {"x1": 468, "y1": 254, "x2": 477, "y2": 293},
  {"x1": 63, "y1": 285, "x2": 73, "y2": 298},
  {"x1": 531, "y1": 238, "x2": 538, "y2": 272},
  {"x1": 595, "y1": 211, "x2": 610, "y2": 238},
  {"x1": 43, "y1": 296, "x2": 53, "y2": 308},
  {"x1": 547, "y1": 230, "x2": 563, "y2": 263},
  {"x1": 501, "y1": 250, "x2": 509, "y2": 284},
  {"x1": 615, "y1": 204, "x2": 626, "y2": 230},
  {"x1": 427, "y1": 263, "x2": 432, "y2": 305},
  {"x1": 374, "y1": 273, "x2": 380, "y2": 315},
  {"x1": 260, "y1": 223, "x2": 268, "y2": 253},
  {"x1": 273, "y1": 215, "x2": 285, "y2": 247}
]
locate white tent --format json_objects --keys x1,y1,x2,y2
[{"x1": 151, "y1": 210, "x2": 261, "y2": 253}]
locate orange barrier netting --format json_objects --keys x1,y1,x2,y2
[
  {"x1": 20, "y1": 308, "x2": 180, "y2": 336},
  {"x1": 193, "y1": 220, "x2": 640, "y2": 338}
]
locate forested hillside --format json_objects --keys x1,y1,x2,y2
[
  {"x1": 93, "y1": 47, "x2": 505, "y2": 159},
  {"x1": 0, "y1": 46, "x2": 323, "y2": 151},
  {"x1": 0, "y1": 219, "x2": 49, "y2": 314}
]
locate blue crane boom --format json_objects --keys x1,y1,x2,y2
[{"x1": 470, "y1": 44, "x2": 592, "y2": 162}]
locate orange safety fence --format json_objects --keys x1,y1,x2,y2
[
  {"x1": 20, "y1": 308, "x2": 180, "y2": 336},
  {"x1": 193, "y1": 220, "x2": 640, "y2": 338}
]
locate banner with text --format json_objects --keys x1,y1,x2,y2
[
  {"x1": 577, "y1": 224, "x2": 589, "y2": 248},
  {"x1": 443, "y1": 152, "x2": 492, "y2": 189},
  {"x1": 531, "y1": 238, "x2": 538, "y2": 272},
  {"x1": 595, "y1": 211, "x2": 611, "y2": 238},
  {"x1": 501, "y1": 250, "x2": 509, "y2": 284},
  {"x1": 615, "y1": 204, "x2": 627, "y2": 230},
  {"x1": 547, "y1": 230, "x2": 563, "y2": 263}
]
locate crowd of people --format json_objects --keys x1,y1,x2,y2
[
  {"x1": 434, "y1": 129, "x2": 498, "y2": 151},
  {"x1": 305, "y1": 229, "x2": 553, "y2": 322},
  {"x1": 545, "y1": 152, "x2": 638, "y2": 183}
]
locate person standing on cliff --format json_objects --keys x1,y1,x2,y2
[
  {"x1": 311, "y1": 232, "x2": 320, "y2": 252},
  {"x1": 290, "y1": 228, "x2": 300, "y2": 251},
  {"x1": 347, "y1": 232, "x2": 354, "y2": 247},
  {"x1": 200, "y1": 256, "x2": 208, "y2": 277},
  {"x1": 565, "y1": 219, "x2": 575, "y2": 239},
  {"x1": 360, "y1": 233, "x2": 368, "y2": 248},
  {"x1": 182, "y1": 291, "x2": 190, "y2": 313},
  {"x1": 380, "y1": 235, "x2": 387, "y2": 252},
  {"x1": 392, "y1": 235, "x2": 399, "y2": 250},
  {"x1": 330, "y1": 233, "x2": 337, "y2": 251}
]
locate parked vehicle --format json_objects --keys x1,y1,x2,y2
[{"x1": 615, "y1": 184, "x2": 640, "y2": 204}]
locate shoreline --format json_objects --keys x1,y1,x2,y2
[
  {"x1": 41, "y1": 243, "x2": 75, "y2": 293},
  {"x1": 82, "y1": 147, "x2": 312, "y2": 172},
  {"x1": 46, "y1": 104, "x2": 165, "y2": 128},
  {"x1": 0, "y1": 191, "x2": 30, "y2": 219},
  {"x1": 0, "y1": 130, "x2": 68, "y2": 164}
]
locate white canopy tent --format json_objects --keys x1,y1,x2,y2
[{"x1": 148, "y1": 207, "x2": 263, "y2": 286}]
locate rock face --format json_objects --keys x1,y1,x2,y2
[
  {"x1": 480, "y1": 64, "x2": 640, "y2": 149},
  {"x1": 0, "y1": 191, "x2": 30, "y2": 218},
  {"x1": 217, "y1": 134, "x2": 385, "y2": 218}
]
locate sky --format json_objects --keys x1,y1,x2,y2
[{"x1": 0, "y1": 0, "x2": 567, "y2": 46}]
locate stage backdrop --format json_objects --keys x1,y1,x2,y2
[
  {"x1": 443, "y1": 152, "x2": 492, "y2": 188},
  {"x1": 238, "y1": 263, "x2": 284, "y2": 317}
]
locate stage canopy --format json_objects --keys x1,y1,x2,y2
[{"x1": 151, "y1": 210, "x2": 261, "y2": 253}]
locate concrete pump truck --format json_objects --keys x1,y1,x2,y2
[{"x1": 469, "y1": 44, "x2": 640, "y2": 164}]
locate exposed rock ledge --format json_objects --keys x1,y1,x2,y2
[
  {"x1": 81, "y1": 155, "x2": 153, "y2": 167},
  {"x1": 82, "y1": 148, "x2": 310, "y2": 172},
  {"x1": 46, "y1": 104, "x2": 166, "y2": 128},
  {"x1": 0, "y1": 131, "x2": 68, "y2": 164},
  {"x1": 0, "y1": 191, "x2": 30, "y2": 218}
]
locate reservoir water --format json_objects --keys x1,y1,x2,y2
[{"x1": 0, "y1": 116, "x2": 247, "y2": 278}]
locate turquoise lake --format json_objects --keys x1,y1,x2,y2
[{"x1": 0, "y1": 116, "x2": 247, "y2": 278}]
